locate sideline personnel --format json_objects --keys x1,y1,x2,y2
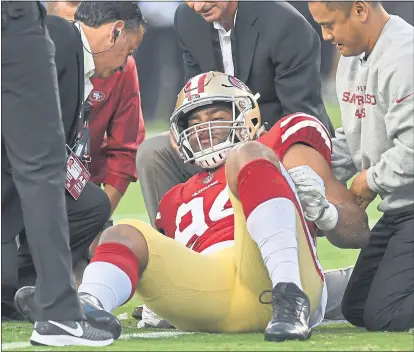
[{"x1": 1, "y1": 1, "x2": 113, "y2": 347}]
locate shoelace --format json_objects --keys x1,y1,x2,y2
[{"x1": 259, "y1": 290, "x2": 301, "y2": 324}]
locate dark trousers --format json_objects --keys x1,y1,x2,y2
[
  {"x1": 342, "y1": 211, "x2": 414, "y2": 331},
  {"x1": 1, "y1": 1, "x2": 81, "y2": 321},
  {"x1": 1, "y1": 182, "x2": 110, "y2": 318}
]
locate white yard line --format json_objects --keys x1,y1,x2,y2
[
  {"x1": 2, "y1": 331, "x2": 193, "y2": 351},
  {"x1": 320, "y1": 319, "x2": 348, "y2": 326},
  {"x1": 2, "y1": 342, "x2": 33, "y2": 351},
  {"x1": 119, "y1": 331, "x2": 193, "y2": 340}
]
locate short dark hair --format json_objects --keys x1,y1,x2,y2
[
  {"x1": 74, "y1": 1, "x2": 144, "y2": 31},
  {"x1": 321, "y1": 1, "x2": 382, "y2": 15}
]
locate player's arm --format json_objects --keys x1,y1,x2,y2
[{"x1": 283, "y1": 143, "x2": 370, "y2": 249}]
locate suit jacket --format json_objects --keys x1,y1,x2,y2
[
  {"x1": 174, "y1": 1, "x2": 334, "y2": 135},
  {"x1": 1, "y1": 15, "x2": 84, "y2": 243}
]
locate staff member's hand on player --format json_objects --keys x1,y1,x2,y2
[{"x1": 349, "y1": 170, "x2": 376, "y2": 210}]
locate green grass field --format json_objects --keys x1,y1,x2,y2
[{"x1": 2, "y1": 105, "x2": 413, "y2": 351}]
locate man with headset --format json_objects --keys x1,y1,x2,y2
[
  {"x1": 2, "y1": 1, "x2": 145, "y2": 346},
  {"x1": 46, "y1": 2, "x2": 146, "y2": 256}
]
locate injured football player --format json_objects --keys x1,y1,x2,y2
[{"x1": 15, "y1": 72, "x2": 370, "y2": 342}]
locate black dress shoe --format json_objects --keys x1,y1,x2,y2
[{"x1": 260, "y1": 282, "x2": 312, "y2": 342}]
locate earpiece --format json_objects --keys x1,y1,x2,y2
[
  {"x1": 76, "y1": 22, "x2": 120, "y2": 56},
  {"x1": 113, "y1": 29, "x2": 120, "y2": 42}
]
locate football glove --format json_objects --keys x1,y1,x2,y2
[{"x1": 288, "y1": 165, "x2": 338, "y2": 231}]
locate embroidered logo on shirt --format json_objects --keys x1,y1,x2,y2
[
  {"x1": 396, "y1": 92, "x2": 413, "y2": 104},
  {"x1": 90, "y1": 91, "x2": 106, "y2": 102}
]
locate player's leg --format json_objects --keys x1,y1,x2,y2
[
  {"x1": 78, "y1": 220, "x2": 235, "y2": 333},
  {"x1": 225, "y1": 141, "x2": 325, "y2": 341}
]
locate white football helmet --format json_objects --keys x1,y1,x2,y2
[{"x1": 170, "y1": 71, "x2": 262, "y2": 169}]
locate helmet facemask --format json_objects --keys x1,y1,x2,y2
[{"x1": 171, "y1": 95, "x2": 257, "y2": 169}]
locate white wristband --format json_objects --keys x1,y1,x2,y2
[{"x1": 314, "y1": 203, "x2": 338, "y2": 231}]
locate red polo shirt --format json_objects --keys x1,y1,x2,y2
[{"x1": 88, "y1": 56, "x2": 145, "y2": 195}]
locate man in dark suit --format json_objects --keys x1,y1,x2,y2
[
  {"x1": 2, "y1": 13, "x2": 110, "y2": 307},
  {"x1": 136, "y1": 0, "x2": 334, "y2": 227},
  {"x1": 176, "y1": 1, "x2": 333, "y2": 130},
  {"x1": 1, "y1": 1, "x2": 113, "y2": 346},
  {"x1": 4, "y1": 1, "x2": 144, "y2": 346}
]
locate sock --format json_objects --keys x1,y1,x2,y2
[
  {"x1": 237, "y1": 159, "x2": 303, "y2": 290},
  {"x1": 78, "y1": 243, "x2": 139, "y2": 312}
]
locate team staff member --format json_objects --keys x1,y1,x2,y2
[
  {"x1": 4, "y1": 2, "x2": 145, "y2": 345},
  {"x1": 47, "y1": 1, "x2": 146, "y2": 215},
  {"x1": 309, "y1": 1, "x2": 414, "y2": 331},
  {"x1": 1, "y1": 1, "x2": 113, "y2": 347}
]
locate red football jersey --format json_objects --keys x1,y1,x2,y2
[{"x1": 156, "y1": 113, "x2": 332, "y2": 253}]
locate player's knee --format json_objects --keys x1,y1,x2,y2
[
  {"x1": 99, "y1": 224, "x2": 149, "y2": 274},
  {"x1": 226, "y1": 142, "x2": 280, "y2": 196},
  {"x1": 363, "y1": 296, "x2": 414, "y2": 331}
]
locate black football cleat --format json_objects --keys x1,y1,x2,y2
[
  {"x1": 260, "y1": 282, "x2": 312, "y2": 342},
  {"x1": 79, "y1": 292, "x2": 122, "y2": 340}
]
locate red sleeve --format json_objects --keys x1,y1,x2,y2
[
  {"x1": 104, "y1": 57, "x2": 146, "y2": 194},
  {"x1": 155, "y1": 185, "x2": 182, "y2": 238},
  {"x1": 260, "y1": 113, "x2": 332, "y2": 166}
]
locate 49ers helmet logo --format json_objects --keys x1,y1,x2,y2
[{"x1": 228, "y1": 76, "x2": 251, "y2": 93}]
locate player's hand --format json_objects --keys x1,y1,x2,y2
[
  {"x1": 349, "y1": 169, "x2": 376, "y2": 210},
  {"x1": 288, "y1": 165, "x2": 330, "y2": 222}
]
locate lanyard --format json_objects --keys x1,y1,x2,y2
[{"x1": 73, "y1": 98, "x2": 92, "y2": 164}]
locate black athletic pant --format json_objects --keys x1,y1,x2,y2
[
  {"x1": 342, "y1": 211, "x2": 414, "y2": 331},
  {"x1": 1, "y1": 1, "x2": 83, "y2": 322},
  {"x1": 1, "y1": 182, "x2": 110, "y2": 319}
]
